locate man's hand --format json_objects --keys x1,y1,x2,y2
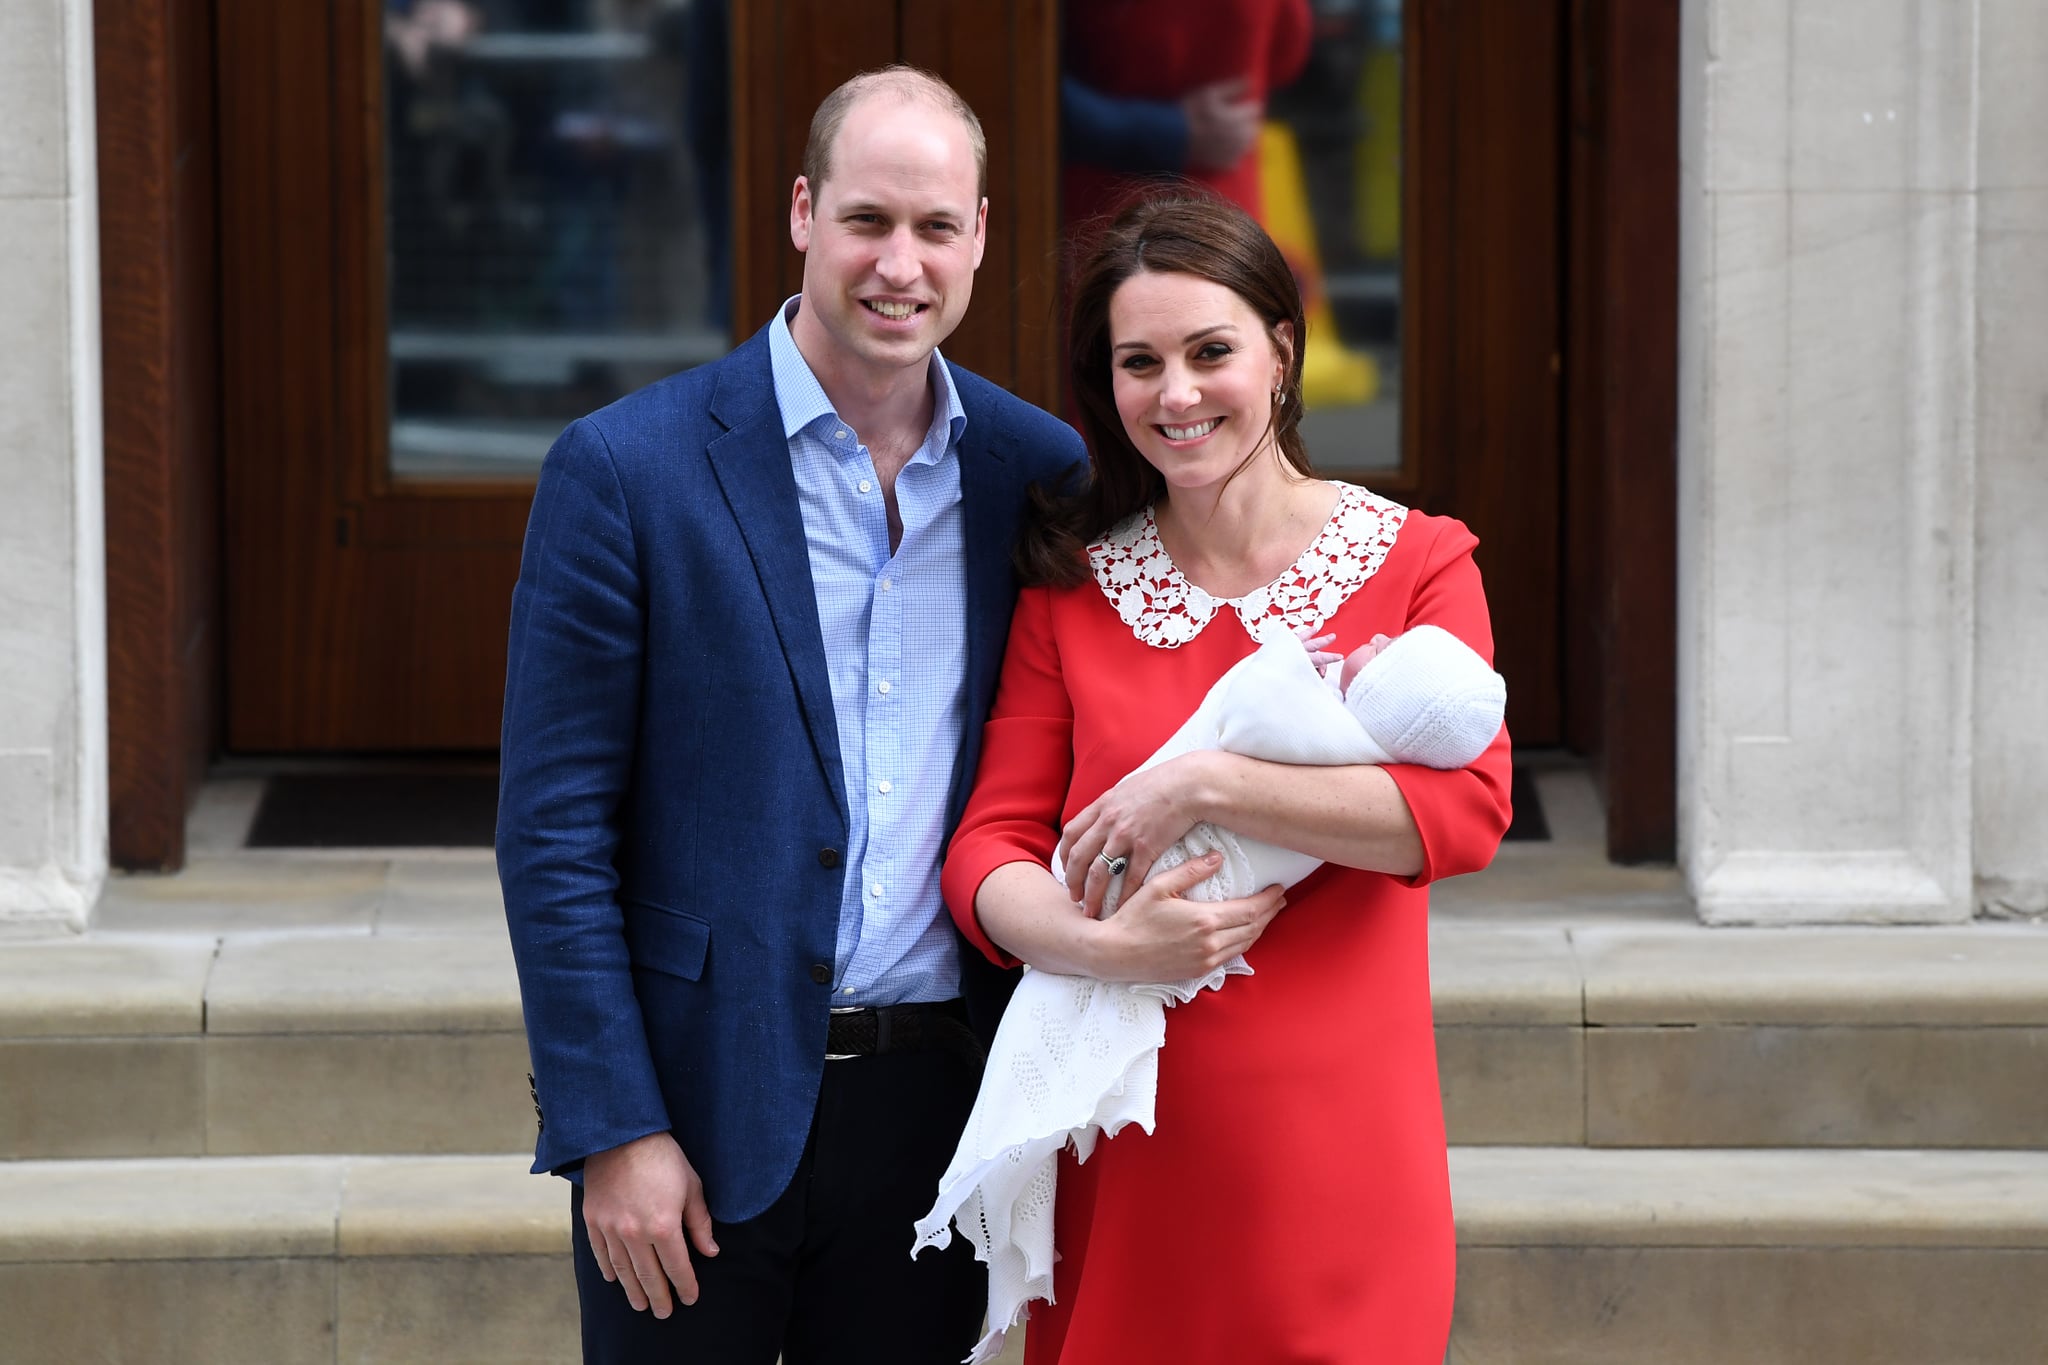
[
  {"x1": 1180, "y1": 78, "x2": 1262, "y2": 171},
  {"x1": 582, "y1": 1131, "x2": 719, "y2": 1317}
]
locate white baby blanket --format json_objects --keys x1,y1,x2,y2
[{"x1": 912, "y1": 626, "x2": 1504, "y2": 1364}]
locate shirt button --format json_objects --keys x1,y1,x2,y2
[
  {"x1": 809, "y1": 963, "x2": 831, "y2": 985},
  {"x1": 818, "y1": 848, "x2": 841, "y2": 869},
  {"x1": 841, "y1": 986, "x2": 855, "y2": 996},
  {"x1": 858, "y1": 479, "x2": 872, "y2": 493},
  {"x1": 877, "y1": 779, "x2": 892, "y2": 794},
  {"x1": 834, "y1": 429, "x2": 846, "y2": 440},
  {"x1": 880, "y1": 578, "x2": 892, "y2": 592},
  {"x1": 877, "y1": 680, "x2": 891, "y2": 695},
  {"x1": 869, "y1": 883, "x2": 884, "y2": 898}
]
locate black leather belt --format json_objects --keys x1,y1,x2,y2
[{"x1": 826, "y1": 999, "x2": 981, "y2": 1065}]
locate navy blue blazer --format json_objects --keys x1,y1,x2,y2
[{"x1": 497, "y1": 324, "x2": 1086, "y2": 1223}]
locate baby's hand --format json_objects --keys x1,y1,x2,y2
[
  {"x1": 1340, "y1": 634, "x2": 1395, "y2": 691},
  {"x1": 1295, "y1": 627, "x2": 1343, "y2": 671}
]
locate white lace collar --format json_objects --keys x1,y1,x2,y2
[{"x1": 1087, "y1": 482, "x2": 1408, "y2": 648}]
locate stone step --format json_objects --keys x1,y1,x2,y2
[
  {"x1": 1431, "y1": 921, "x2": 2048, "y2": 1149},
  {"x1": 0, "y1": 933, "x2": 535, "y2": 1160},
  {"x1": 0, "y1": 1154, "x2": 574, "y2": 1365},
  {"x1": 9, "y1": 914, "x2": 2048, "y2": 1157},
  {"x1": 3, "y1": 1148, "x2": 2044, "y2": 1364},
  {"x1": 1446, "y1": 1146, "x2": 2048, "y2": 1365}
]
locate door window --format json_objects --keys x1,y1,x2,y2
[{"x1": 381, "y1": 0, "x2": 732, "y2": 479}]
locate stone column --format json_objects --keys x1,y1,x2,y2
[
  {"x1": 1973, "y1": 0, "x2": 2048, "y2": 920},
  {"x1": 0, "y1": 0, "x2": 105, "y2": 933},
  {"x1": 1678, "y1": 0, "x2": 1979, "y2": 923}
]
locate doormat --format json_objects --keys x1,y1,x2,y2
[
  {"x1": 1505, "y1": 766, "x2": 1549, "y2": 841},
  {"x1": 246, "y1": 769, "x2": 1546, "y2": 849},
  {"x1": 245, "y1": 774, "x2": 498, "y2": 848}
]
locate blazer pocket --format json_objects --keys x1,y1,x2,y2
[{"x1": 623, "y1": 900, "x2": 711, "y2": 982}]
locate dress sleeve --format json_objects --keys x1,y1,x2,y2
[
  {"x1": 942, "y1": 585, "x2": 1076, "y2": 966},
  {"x1": 1379, "y1": 518, "x2": 1515, "y2": 886}
]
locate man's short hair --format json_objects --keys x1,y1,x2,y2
[{"x1": 801, "y1": 65, "x2": 988, "y2": 202}]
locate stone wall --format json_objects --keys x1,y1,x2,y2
[
  {"x1": 1973, "y1": 0, "x2": 2048, "y2": 919},
  {"x1": 0, "y1": 0, "x2": 105, "y2": 932},
  {"x1": 1679, "y1": 0, "x2": 1991, "y2": 923}
]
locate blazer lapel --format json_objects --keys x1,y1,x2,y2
[{"x1": 704, "y1": 332, "x2": 848, "y2": 824}]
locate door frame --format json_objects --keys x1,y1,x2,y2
[
  {"x1": 98, "y1": 0, "x2": 1677, "y2": 866},
  {"x1": 1562, "y1": 0, "x2": 1678, "y2": 861},
  {"x1": 97, "y1": 0, "x2": 222, "y2": 869}
]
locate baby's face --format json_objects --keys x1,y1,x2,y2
[{"x1": 1341, "y1": 633, "x2": 1395, "y2": 691}]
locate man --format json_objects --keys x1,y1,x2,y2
[{"x1": 497, "y1": 67, "x2": 1085, "y2": 1363}]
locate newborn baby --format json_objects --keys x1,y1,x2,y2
[
  {"x1": 915, "y1": 623, "x2": 1506, "y2": 1363},
  {"x1": 1090, "y1": 622, "x2": 1508, "y2": 956}
]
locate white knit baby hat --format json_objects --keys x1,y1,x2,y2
[{"x1": 1344, "y1": 623, "x2": 1507, "y2": 770}]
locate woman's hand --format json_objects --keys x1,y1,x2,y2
[
  {"x1": 1087, "y1": 852, "x2": 1287, "y2": 983},
  {"x1": 1057, "y1": 752, "x2": 1220, "y2": 917}
]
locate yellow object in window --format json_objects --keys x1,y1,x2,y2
[{"x1": 1258, "y1": 122, "x2": 1380, "y2": 409}]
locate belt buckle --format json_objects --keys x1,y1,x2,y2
[{"x1": 826, "y1": 1004, "x2": 865, "y2": 1062}]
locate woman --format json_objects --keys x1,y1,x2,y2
[{"x1": 940, "y1": 194, "x2": 1512, "y2": 1363}]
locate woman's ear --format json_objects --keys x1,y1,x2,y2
[{"x1": 1271, "y1": 320, "x2": 1296, "y2": 388}]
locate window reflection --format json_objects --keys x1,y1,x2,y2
[
  {"x1": 1060, "y1": 0, "x2": 1401, "y2": 472},
  {"x1": 383, "y1": 0, "x2": 729, "y2": 479}
]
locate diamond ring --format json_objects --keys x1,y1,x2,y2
[{"x1": 1097, "y1": 852, "x2": 1129, "y2": 877}]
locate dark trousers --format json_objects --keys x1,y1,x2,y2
[{"x1": 571, "y1": 1046, "x2": 985, "y2": 1364}]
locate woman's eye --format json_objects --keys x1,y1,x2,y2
[
  {"x1": 1119, "y1": 355, "x2": 1156, "y2": 372},
  {"x1": 1196, "y1": 343, "x2": 1234, "y2": 362}
]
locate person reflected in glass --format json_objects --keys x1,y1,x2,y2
[{"x1": 1059, "y1": 0, "x2": 1311, "y2": 230}]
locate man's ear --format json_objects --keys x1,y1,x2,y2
[
  {"x1": 790, "y1": 176, "x2": 815, "y2": 252},
  {"x1": 970, "y1": 197, "x2": 988, "y2": 271}
]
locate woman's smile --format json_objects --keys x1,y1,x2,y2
[{"x1": 1156, "y1": 417, "x2": 1222, "y2": 444}]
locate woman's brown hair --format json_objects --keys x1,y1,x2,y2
[{"x1": 1017, "y1": 189, "x2": 1313, "y2": 587}]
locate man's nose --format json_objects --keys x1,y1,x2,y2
[{"x1": 876, "y1": 229, "x2": 920, "y2": 287}]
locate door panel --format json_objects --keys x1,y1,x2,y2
[{"x1": 220, "y1": 0, "x2": 533, "y2": 750}]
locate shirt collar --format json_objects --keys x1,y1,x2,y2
[{"x1": 768, "y1": 295, "x2": 967, "y2": 457}]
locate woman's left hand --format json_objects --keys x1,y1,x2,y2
[{"x1": 1058, "y1": 752, "x2": 1218, "y2": 918}]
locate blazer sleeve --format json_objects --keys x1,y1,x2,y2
[
  {"x1": 942, "y1": 585, "x2": 1076, "y2": 968},
  {"x1": 496, "y1": 418, "x2": 672, "y2": 1174},
  {"x1": 1379, "y1": 517, "x2": 1515, "y2": 886}
]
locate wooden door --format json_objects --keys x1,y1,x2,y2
[
  {"x1": 217, "y1": 0, "x2": 1061, "y2": 752},
  {"x1": 219, "y1": 0, "x2": 547, "y2": 750}
]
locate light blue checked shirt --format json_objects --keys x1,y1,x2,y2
[{"x1": 769, "y1": 298, "x2": 968, "y2": 1007}]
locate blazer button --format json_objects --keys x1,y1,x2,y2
[
  {"x1": 818, "y1": 848, "x2": 841, "y2": 869},
  {"x1": 810, "y1": 963, "x2": 832, "y2": 985}
]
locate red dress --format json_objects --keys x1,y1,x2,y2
[
  {"x1": 1064, "y1": 0, "x2": 1313, "y2": 227},
  {"x1": 942, "y1": 487, "x2": 1512, "y2": 1364}
]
